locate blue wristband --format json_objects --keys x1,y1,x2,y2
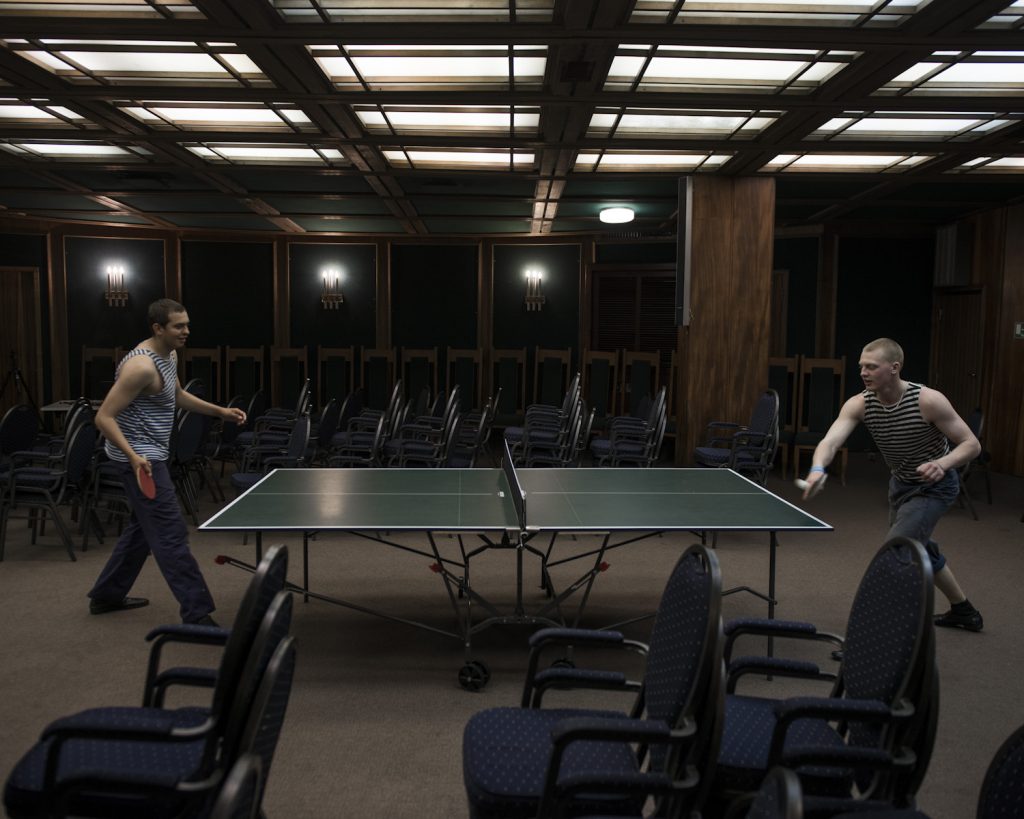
[{"x1": 809, "y1": 466, "x2": 826, "y2": 474}]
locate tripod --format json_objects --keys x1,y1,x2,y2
[{"x1": 0, "y1": 350, "x2": 43, "y2": 423}]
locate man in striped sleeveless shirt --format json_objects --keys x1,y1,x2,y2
[
  {"x1": 801, "y1": 337, "x2": 983, "y2": 632},
  {"x1": 87, "y1": 299, "x2": 247, "y2": 626}
]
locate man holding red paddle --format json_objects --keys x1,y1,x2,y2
[{"x1": 88, "y1": 299, "x2": 246, "y2": 626}]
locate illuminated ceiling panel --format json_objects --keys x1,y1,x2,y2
[
  {"x1": 575, "y1": 151, "x2": 732, "y2": 171},
  {"x1": 186, "y1": 144, "x2": 348, "y2": 165},
  {"x1": 3, "y1": 38, "x2": 268, "y2": 85},
  {"x1": 882, "y1": 52, "x2": 1024, "y2": 95},
  {"x1": 310, "y1": 45, "x2": 547, "y2": 90},
  {"x1": 0, "y1": 0, "x2": 203, "y2": 18},
  {"x1": 588, "y1": 108, "x2": 780, "y2": 138},
  {"x1": 630, "y1": 0, "x2": 932, "y2": 26},
  {"x1": 605, "y1": 45, "x2": 854, "y2": 94},
  {"x1": 273, "y1": 0, "x2": 553, "y2": 23},
  {"x1": 812, "y1": 113, "x2": 1018, "y2": 139},
  {"x1": 383, "y1": 149, "x2": 535, "y2": 169},
  {"x1": 762, "y1": 153, "x2": 933, "y2": 171},
  {"x1": 356, "y1": 106, "x2": 539, "y2": 135},
  {"x1": 120, "y1": 103, "x2": 314, "y2": 130}
]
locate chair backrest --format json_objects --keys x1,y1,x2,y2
[
  {"x1": 64, "y1": 421, "x2": 99, "y2": 488},
  {"x1": 219, "y1": 395, "x2": 247, "y2": 447},
  {"x1": 208, "y1": 754, "x2": 262, "y2": 819},
  {"x1": 244, "y1": 391, "x2": 267, "y2": 429},
  {"x1": 749, "y1": 389, "x2": 779, "y2": 436},
  {"x1": 977, "y1": 721, "x2": 1024, "y2": 819},
  {"x1": 197, "y1": 545, "x2": 288, "y2": 717},
  {"x1": 284, "y1": 414, "x2": 312, "y2": 463},
  {"x1": 315, "y1": 398, "x2": 342, "y2": 448},
  {"x1": 745, "y1": 766, "x2": 803, "y2": 819},
  {"x1": 175, "y1": 410, "x2": 208, "y2": 462},
  {"x1": 840, "y1": 537, "x2": 933, "y2": 761},
  {"x1": 0, "y1": 404, "x2": 39, "y2": 456},
  {"x1": 220, "y1": 592, "x2": 294, "y2": 772},
  {"x1": 641, "y1": 543, "x2": 723, "y2": 790}
]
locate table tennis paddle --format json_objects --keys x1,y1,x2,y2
[
  {"x1": 794, "y1": 473, "x2": 827, "y2": 499},
  {"x1": 136, "y1": 464, "x2": 156, "y2": 500}
]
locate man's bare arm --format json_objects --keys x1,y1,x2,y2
[
  {"x1": 916, "y1": 387, "x2": 980, "y2": 483},
  {"x1": 95, "y1": 357, "x2": 158, "y2": 473},
  {"x1": 801, "y1": 394, "x2": 864, "y2": 497},
  {"x1": 175, "y1": 384, "x2": 247, "y2": 425}
]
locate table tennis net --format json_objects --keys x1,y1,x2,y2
[{"x1": 501, "y1": 439, "x2": 527, "y2": 530}]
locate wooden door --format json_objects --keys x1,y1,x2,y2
[
  {"x1": 0, "y1": 267, "x2": 44, "y2": 419},
  {"x1": 931, "y1": 288, "x2": 984, "y2": 421}
]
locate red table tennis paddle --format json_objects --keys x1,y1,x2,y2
[{"x1": 136, "y1": 464, "x2": 156, "y2": 500}]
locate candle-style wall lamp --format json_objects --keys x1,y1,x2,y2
[
  {"x1": 524, "y1": 268, "x2": 545, "y2": 311},
  {"x1": 321, "y1": 267, "x2": 344, "y2": 309},
  {"x1": 104, "y1": 263, "x2": 128, "y2": 307}
]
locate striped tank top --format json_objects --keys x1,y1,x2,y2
[
  {"x1": 862, "y1": 382, "x2": 948, "y2": 483},
  {"x1": 104, "y1": 347, "x2": 177, "y2": 462}
]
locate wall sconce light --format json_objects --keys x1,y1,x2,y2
[
  {"x1": 321, "y1": 267, "x2": 344, "y2": 310},
  {"x1": 599, "y1": 206, "x2": 634, "y2": 224},
  {"x1": 104, "y1": 263, "x2": 128, "y2": 307},
  {"x1": 525, "y1": 268, "x2": 545, "y2": 312}
]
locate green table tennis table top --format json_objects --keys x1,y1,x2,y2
[{"x1": 201, "y1": 467, "x2": 831, "y2": 534}]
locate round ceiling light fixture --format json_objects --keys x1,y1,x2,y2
[{"x1": 599, "y1": 206, "x2": 635, "y2": 224}]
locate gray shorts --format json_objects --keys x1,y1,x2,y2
[{"x1": 885, "y1": 469, "x2": 959, "y2": 573}]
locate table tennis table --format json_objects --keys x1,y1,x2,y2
[{"x1": 201, "y1": 449, "x2": 830, "y2": 689}]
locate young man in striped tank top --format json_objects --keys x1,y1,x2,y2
[
  {"x1": 87, "y1": 299, "x2": 247, "y2": 626},
  {"x1": 801, "y1": 337, "x2": 983, "y2": 632}
]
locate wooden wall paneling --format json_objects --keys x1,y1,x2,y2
[
  {"x1": 679, "y1": 176, "x2": 774, "y2": 464},
  {"x1": 981, "y1": 205, "x2": 1024, "y2": 475},
  {"x1": 270, "y1": 346, "x2": 309, "y2": 411},
  {"x1": 817, "y1": 232, "x2": 838, "y2": 357},
  {"x1": 0, "y1": 267, "x2": 44, "y2": 419},
  {"x1": 377, "y1": 240, "x2": 390, "y2": 351},
  {"x1": 49, "y1": 229, "x2": 69, "y2": 400},
  {"x1": 166, "y1": 234, "x2": 180, "y2": 299}
]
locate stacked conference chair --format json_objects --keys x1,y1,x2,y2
[
  {"x1": 329, "y1": 380, "x2": 405, "y2": 467},
  {"x1": 0, "y1": 419, "x2": 99, "y2": 562},
  {"x1": 462, "y1": 543, "x2": 724, "y2": 819},
  {"x1": 709, "y1": 536, "x2": 938, "y2": 817},
  {"x1": 590, "y1": 385, "x2": 667, "y2": 468},
  {"x1": 447, "y1": 396, "x2": 497, "y2": 468},
  {"x1": 812, "y1": 718, "x2": 1024, "y2": 818},
  {"x1": 231, "y1": 413, "x2": 311, "y2": 494},
  {"x1": 503, "y1": 372, "x2": 581, "y2": 463},
  {"x1": 303, "y1": 397, "x2": 342, "y2": 466},
  {"x1": 0, "y1": 404, "x2": 42, "y2": 474},
  {"x1": 3, "y1": 544, "x2": 295, "y2": 819},
  {"x1": 383, "y1": 386, "x2": 462, "y2": 467},
  {"x1": 694, "y1": 389, "x2": 780, "y2": 484},
  {"x1": 522, "y1": 400, "x2": 594, "y2": 468}
]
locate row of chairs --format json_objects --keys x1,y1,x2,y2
[
  {"x1": 3, "y1": 544, "x2": 296, "y2": 819},
  {"x1": 503, "y1": 372, "x2": 669, "y2": 469},
  {"x1": 461, "y1": 534, "x2": 941, "y2": 818}
]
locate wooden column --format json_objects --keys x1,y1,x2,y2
[{"x1": 674, "y1": 176, "x2": 775, "y2": 464}]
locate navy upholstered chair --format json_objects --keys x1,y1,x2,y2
[
  {"x1": 504, "y1": 372, "x2": 580, "y2": 462},
  {"x1": 711, "y1": 537, "x2": 936, "y2": 814},
  {"x1": 745, "y1": 767, "x2": 805, "y2": 819},
  {"x1": 230, "y1": 413, "x2": 311, "y2": 494},
  {"x1": 208, "y1": 754, "x2": 262, "y2": 819},
  {"x1": 462, "y1": 543, "x2": 723, "y2": 819},
  {"x1": 3, "y1": 589, "x2": 293, "y2": 819},
  {"x1": 694, "y1": 389, "x2": 780, "y2": 484},
  {"x1": 590, "y1": 385, "x2": 667, "y2": 468}
]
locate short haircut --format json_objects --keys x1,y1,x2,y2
[
  {"x1": 863, "y1": 337, "x2": 904, "y2": 366},
  {"x1": 148, "y1": 298, "x2": 186, "y2": 328}
]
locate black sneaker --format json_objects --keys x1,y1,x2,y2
[
  {"x1": 187, "y1": 615, "x2": 220, "y2": 627},
  {"x1": 89, "y1": 596, "x2": 150, "y2": 615},
  {"x1": 934, "y1": 608, "x2": 983, "y2": 632}
]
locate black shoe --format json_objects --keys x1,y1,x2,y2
[
  {"x1": 934, "y1": 608, "x2": 983, "y2": 632},
  {"x1": 187, "y1": 615, "x2": 219, "y2": 627},
  {"x1": 89, "y1": 596, "x2": 150, "y2": 615}
]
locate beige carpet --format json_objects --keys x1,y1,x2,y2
[{"x1": 0, "y1": 452, "x2": 1021, "y2": 818}]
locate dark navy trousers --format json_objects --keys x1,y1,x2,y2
[{"x1": 88, "y1": 460, "x2": 215, "y2": 623}]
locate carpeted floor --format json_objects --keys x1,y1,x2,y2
[{"x1": 0, "y1": 451, "x2": 1021, "y2": 818}]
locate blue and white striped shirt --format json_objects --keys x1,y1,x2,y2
[{"x1": 104, "y1": 348, "x2": 177, "y2": 463}]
